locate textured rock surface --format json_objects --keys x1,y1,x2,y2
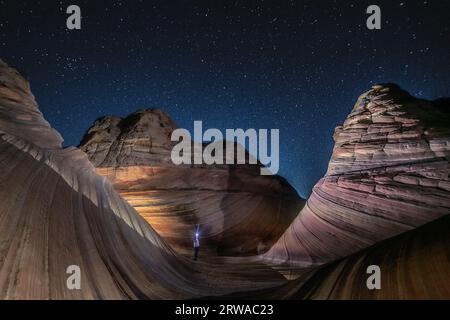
[
  {"x1": 0, "y1": 59, "x2": 286, "y2": 299},
  {"x1": 79, "y1": 111, "x2": 304, "y2": 256},
  {"x1": 289, "y1": 214, "x2": 450, "y2": 299},
  {"x1": 264, "y1": 84, "x2": 450, "y2": 266},
  {"x1": 79, "y1": 110, "x2": 177, "y2": 167},
  {"x1": 237, "y1": 214, "x2": 450, "y2": 299}
]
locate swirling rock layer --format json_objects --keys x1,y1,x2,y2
[
  {"x1": 80, "y1": 111, "x2": 304, "y2": 256},
  {"x1": 245, "y1": 214, "x2": 450, "y2": 299},
  {"x1": 264, "y1": 84, "x2": 450, "y2": 266}
]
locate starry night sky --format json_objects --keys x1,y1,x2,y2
[{"x1": 1, "y1": 0, "x2": 449, "y2": 197}]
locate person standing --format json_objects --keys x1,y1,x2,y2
[{"x1": 193, "y1": 232, "x2": 200, "y2": 260}]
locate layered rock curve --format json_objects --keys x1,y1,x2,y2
[{"x1": 264, "y1": 84, "x2": 450, "y2": 266}]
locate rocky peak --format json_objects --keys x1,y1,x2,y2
[
  {"x1": 79, "y1": 108, "x2": 263, "y2": 170},
  {"x1": 327, "y1": 84, "x2": 450, "y2": 175},
  {"x1": 80, "y1": 109, "x2": 176, "y2": 145},
  {"x1": 79, "y1": 108, "x2": 178, "y2": 167},
  {"x1": 264, "y1": 84, "x2": 450, "y2": 267},
  {"x1": 120, "y1": 108, "x2": 176, "y2": 131},
  {"x1": 79, "y1": 116, "x2": 122, "y2": 146}
]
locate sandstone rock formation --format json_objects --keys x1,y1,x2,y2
[
  {"x1": 2, "y1": 57, "x2": 449, "y2": 300},
  {"x1": 264, "y1": 84, "x2": 450, "y2": 267},
  {"x1": 0, "y1": 59, "x2": 286, "y2": 299},
  {"x1": 79, "y1": 111, "x2": 304, "y2": 256}
]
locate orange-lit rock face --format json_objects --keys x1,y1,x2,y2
[
  {"x1": 81, "y1": 111, "x2": 304, "y2": 256},
  {"x1": 264, "y1": 84, "x2": 450, "y2": 267},
  {"x1": 97, "y1": 165, "x2": 303, "y2": 256}
]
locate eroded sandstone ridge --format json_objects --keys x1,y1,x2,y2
[
  {"x1": 79, "y1": 110, "x2": 304, "y2": 256},
  {"x1": 264, "y1": 84, "x2": 450, "y2": 266},
  {"x1": 0, "y1": 60, "x2": 63, "y2": 148}
]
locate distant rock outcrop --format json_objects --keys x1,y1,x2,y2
[
  {"x1": 79, "y1": 110, "x2": 304, "y2": 256},
  {"x1": 264, "y1": 84, "x2": 450, "y2": 266},
  {"x1": 79, "y1": 109, "x2": 177, "y2": 166}
]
